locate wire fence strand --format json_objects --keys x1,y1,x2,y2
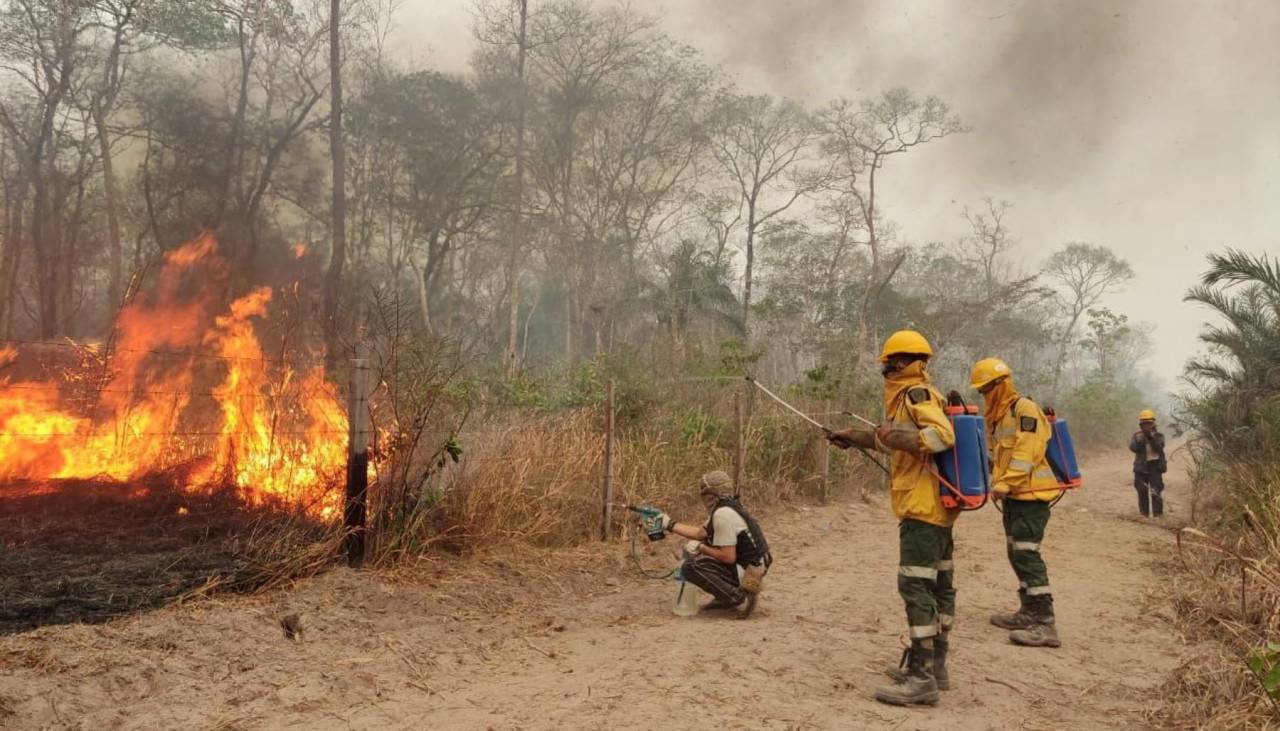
[
  {"x1": 0, "y1": 337, "x2": 328, "y2": 368},
  {"x1": 0, "y1": 430, "x2": 349, "y2": 438}
]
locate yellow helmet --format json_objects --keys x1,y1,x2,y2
[
  {"x1": 1138, "y1": 409, "x2": 1156, "y2": 422},
  {"x1": 970, "y1": 357, "x2": 1012, "y2": 390},
  {"x1": 878, "y1": 330, "x2": 933, "y2": 363}
]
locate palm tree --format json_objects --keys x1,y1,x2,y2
[
  {"x1": 648, "y1": 240, "x2": 744, "y2": 358},
  {"x1": 1183, "y1": 249, "x2": 1280, "y2": 448}
]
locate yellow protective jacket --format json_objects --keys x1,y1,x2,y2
[
  {"x1": 880, "y1": 362, "x2": 959, "y2": 527},
  {"x1": 986, "y1": 386, "x2": 1059, "y2": 502}
]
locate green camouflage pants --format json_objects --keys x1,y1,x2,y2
[
  {"x1": 1002, "y1": 498, "x2": 1053, "y2": 611},
  {"x1": 898, "y1": 519, "x2": 956, "y2": 640}
]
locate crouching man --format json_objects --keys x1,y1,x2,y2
[{"x1": 660, "y1": 470, "x2": 771, "y2": 619}]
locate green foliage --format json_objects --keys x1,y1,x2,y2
[
  {"x1": 649, "y1": 240, "x2": 743, "y2": 340},
  {"x1": 142, "y1": 2, "x2": 238, "y2": 49},
  {"x1": 673, "y1": 406, "x2": 729, "y2": 446},
  {"x1": 793, "y1": 364, "x2": 840, "y2": 401},
  {"x1": 1079, "y1": 307, "x2": 1130, "y2": 377},
  {"x1": 494, "y1": 362, "x2": 605, "y2": 413},
  {"x1": 1179, "y1": 248, "x2": 1280, "y2": 532},
  {"x1": 1247, "y1": 642, "x2": 1280, "y2": 703},
  {"x1": 1183, "y1": 250, "x2": 1280, "y2": 455},
  {"x1": 715, "y1": 338, "x2": 763, "y2": 376},
  {"x1": 747, "y1": 416, "x2": 813, "y2": 479},
  {"x1": 1061, "y1": 375, "x2": 1146, "y2": 449}
]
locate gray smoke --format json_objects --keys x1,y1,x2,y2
[{"x1": 392, "y1": 0, "x2": 1280, "y2": 388}]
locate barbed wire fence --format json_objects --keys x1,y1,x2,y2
[{"x1": 2, "y1": 336, "x2": 879, "y2": 568}]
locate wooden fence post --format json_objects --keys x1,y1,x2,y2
[
  {"x1": 818, "y1": 399, "x2": 831, "y2": 502},
  {"x1": 601, "y1": 378, "x2": 615, "y2": 540},
  {"x1": 733, "y1": 386, "x2": 745, "y2": 493},
  {"x1": 344, "y1": 346, "x2": 370, "y2": 567}
]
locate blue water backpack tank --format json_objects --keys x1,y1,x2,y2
[
  {"x1": 1044, "y1": 408, "x2": 1083, "y2": 489},
  {"x1": 935, "y1": 405, "x2": 990, "y2": 509}
]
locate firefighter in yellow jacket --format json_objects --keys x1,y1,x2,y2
[
  {"x1": 970, "y1": 357, "x2": 1062, "y2": 648},
  {"x1": 828, "y1": 330, "x2": 958, "y2": 706}
]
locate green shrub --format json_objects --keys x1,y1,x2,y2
[{"x1": 1061, "y1": 376, "x2": 1146, "y2": 449}]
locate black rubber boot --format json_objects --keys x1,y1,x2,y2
[{"x1": 874, "y1": 640, "x2": 940, "y2": 706}]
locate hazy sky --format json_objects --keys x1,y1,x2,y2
[{"x1": 389, "y1": 0, "x2": 1280, "y2": 389}]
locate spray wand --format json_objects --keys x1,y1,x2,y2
[{"x1": 744, "y1": 376, "x2": 889, "y2": 476}]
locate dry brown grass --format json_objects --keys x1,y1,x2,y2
[
  {"x1": 378, "y1": 403, "x2": 871, "y2": 558},
  {"x1": 1154, "y1": 458, "x2": 1280, "y2": 729},
  {"x1": 180, "y1": 516, "x2": 346, "y2": 600}
]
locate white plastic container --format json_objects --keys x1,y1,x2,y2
[{"x1": 672, "y1": 578, "x2": 700, "y2": 616}]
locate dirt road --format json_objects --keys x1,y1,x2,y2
[{"x1": 0, "y1": 450, "x2": 1185, "y2": 730}]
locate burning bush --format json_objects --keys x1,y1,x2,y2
[{"x1": 0, "y1": 233, "x2": 348, "y2": 517}]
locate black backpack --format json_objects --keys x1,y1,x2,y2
[{"x1": 709, "y1": 496, "x2": 772, "y2": 569}]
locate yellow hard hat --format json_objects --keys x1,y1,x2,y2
[
  {"x1": 1138, "y1": 409, "x2": 1156, "y2": 422},
  {"x1": 970, "y1": 357, "x2": 1012, "y2": 390},
  {"x1": 878, "y1": 330, "x2": 933, "y2": 363}
]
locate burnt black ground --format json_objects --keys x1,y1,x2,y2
[{"x1": 0, "y1": 476, "x2": 315, "y2": 634}]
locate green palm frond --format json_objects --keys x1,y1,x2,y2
[{"x1": 1201, "y1": 248, "x2": 1280, "y2": 298}]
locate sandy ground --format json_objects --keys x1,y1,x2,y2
[{"x1": 0, "y1": 449, "x2": 1187, "y2": 730}]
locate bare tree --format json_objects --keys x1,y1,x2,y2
[
  {"x1": 959, "y1": 197, "x2": 1013, "y2": 300},
  {"x1": 710, "y1": 93, "x2": 826, "y2": 342},
  {"x1": 0, "y1": 0, "x2": 93, "y2": 337},
  {"x1": 820, "y1": 88, "x2": 965, "y2": 357},
  {"x1": 473, "y1": 0, "x2": 530, "y2": 376},
  {"x1": 524, "y1": 0, "x2": 652, "y2": 361},
  {"x1": 84, "y1": 0, "x2": 146, "y2": 311},
  {"x1": 324, "y1": 0, "x2": 346, "y2": 370},
  {"x1": 1042, "y1": 242, "x2": 1134, "y2": 397}
]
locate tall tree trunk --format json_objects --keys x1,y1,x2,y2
[
  {"x1": 217, "y1": 2, "x2": 263, "y2": 230},
  {"x1": 741, "y1": 198, "x2": 757, "y2": 342},
  {"x1": 324, "y1": 0, "x2": 348, "y2": 371},
  {"x1": 860, "y1": 162, "x2": 881, "y2": 360},
  {"x1": 503, "y1": 0, "x2": 529, "y2": 377},
  {"x1": 1050, "y1": 305, "x2": 1085, "y2": 401},
  {"x1": 412, "y1": 261, "x2": 430, "y2": 332},
  {"x1": 564, "y1": 286, "x2": 574, "y2": 363},
  {"x1": 94, "y1": 108, "x2": 124, "y2": 309},
  {"x1": 32, "y1": 144, "x2": 58, "y2": 338},
  {"x1": 0, "y1": 188, "x2": 25, "y2": 337}
]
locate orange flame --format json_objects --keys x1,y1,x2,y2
[
  {"x1": 291, "y1": 243, "x2": 307, "y2": 259},
  {"x1": 0, "y1": 234, "x2": 348, "y2": 517}
]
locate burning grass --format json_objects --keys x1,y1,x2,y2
[
  {"x1": 0, "y1": 233, "x2": 348, "y2": 518},
  {"x1": 0, "y1": 233, "x2": 350, "y2": 634}
]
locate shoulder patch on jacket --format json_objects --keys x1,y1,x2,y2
[
  {"x1": 1019, "y1": 416, "x2": 1037, "y2": 432},
  {"x1": 907, "y1": 387, "x2": 930, "y2": 405}
]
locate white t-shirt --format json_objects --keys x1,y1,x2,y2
[{"x1": 709, "y1": 506, "x2": 749, "y2": 547}]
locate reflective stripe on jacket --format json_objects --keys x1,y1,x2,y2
[
  {"x1": 990, "y1": 396, "x2": 1059, "y2": 502},
  {"x1": 883, "y1": 375, "x2": 959, "y2": 527}
]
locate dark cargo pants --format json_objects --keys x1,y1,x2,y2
[
  {"x1": 898, "y1": 519, "x2": 956, "y2": 640},
  {"x1": 1135, "y1": 470, "x2": 1164, "y2": 517},
  {"x1": 1002, "y1": 498, "x2": 1053, "y2": 612},
  {"x1": 682, "y1": 555, "x2": 743, "y2": 606}
]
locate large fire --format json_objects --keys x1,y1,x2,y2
[{"x1": 0, "y1": 234, "x2": 347, "y2": 518}]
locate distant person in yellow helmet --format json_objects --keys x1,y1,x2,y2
[
  {"x1": 827, "y1": 329, "x2": 958, "y2": 706},
  {"x1": 1129, "y1": 410, "x2": 1167, "y2": 518},
  {"x1": 970, "y1": 357, "x2": 1062, "y2": 649}
]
